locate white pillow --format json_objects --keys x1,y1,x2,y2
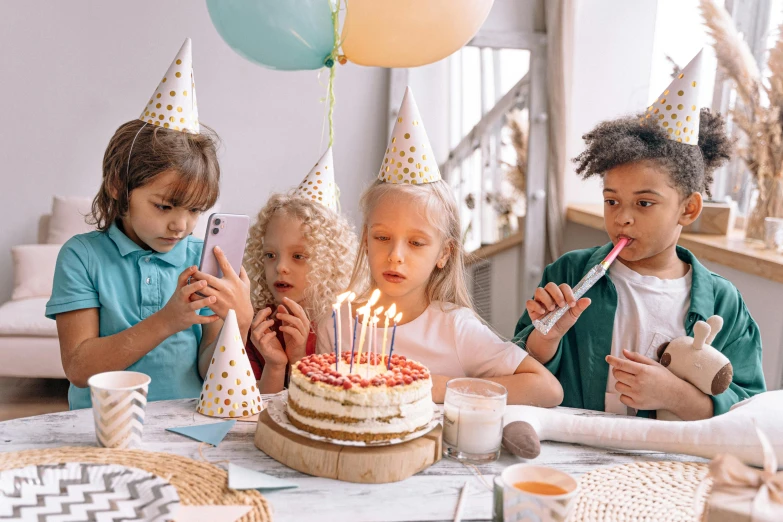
[
  {"x1": 46, "y1": 196, "x2": 95, "y2": 244},
  {"x1": 11, "y1": 244, "x2": 61, "y2": 300}
]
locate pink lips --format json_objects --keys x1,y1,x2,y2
[
  {"x1": 383, "y1": 271, "x2": 406, "y2": 284},
  {"x1": 274, "y1": 281, "x2": 294, "y2": 293}
]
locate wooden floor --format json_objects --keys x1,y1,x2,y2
[{"x1": 0, "y1": 377, "x2": 69, "y2": 422}]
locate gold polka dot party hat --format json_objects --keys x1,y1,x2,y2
[
  {"x1": 295, "y1": 146, "x2": 339, "y2": 211},
  {"x1": 139, "y1": 38, "x2": 200, "y2": 134},
  {"x1": 197, "y1": 309, "x2": 261, "y2": 418},
  {"x1": 643, "y1": 49, "x2": 703, "y2": 145},
  {"x1": 379, "y1": 87, "x2": 441, "y2": 184}
]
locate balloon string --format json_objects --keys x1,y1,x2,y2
[{"x1": 327, "y1": 0, "x2": 341, "y2": 149}]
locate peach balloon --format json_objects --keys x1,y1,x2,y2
[{"x1": 341, "y1": 0, "x2": 495, "y2": 68}]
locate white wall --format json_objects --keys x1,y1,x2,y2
[
  {"x1": 565, "y1": 0, "x2": 659, "y2": 205},
  {"x1": 0, "y1": 0, "x2": 389, "y2": 302}
]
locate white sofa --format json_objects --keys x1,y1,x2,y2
[
  {"x1": 0, "y1": 196, "x2": 216, "y2": 379},
  {"x1": 0, "y1": 209, "x2": 70, "y2": 378}
]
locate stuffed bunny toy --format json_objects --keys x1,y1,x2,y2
[{"x1": 655, "y1": 315, "x2": 733, "y2": 421}]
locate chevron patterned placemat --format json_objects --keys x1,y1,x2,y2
[
  {"x1": 0, "y1": 447, "x2": 271, "y2": 522},
  {"x1": 1, "y1": 462, "x2": 179, "y2": 521}
]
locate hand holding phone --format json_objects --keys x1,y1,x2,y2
[{"x1": 190, "y1": 214, "x2": 253, "y2": 333}]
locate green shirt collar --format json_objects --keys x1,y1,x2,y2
[
  {"x1": 587, "y1": 242, "x2": 714, "y2": 323},
  {"x1": 107, "y1": 222, "x2": 189, "y2": 267}
]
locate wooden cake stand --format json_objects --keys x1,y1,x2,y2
[{"x1": 254, "y1": 409, "x2": 442, "y2": 484}]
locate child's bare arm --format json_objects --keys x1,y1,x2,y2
[
  {"x1": 249, "y1": 307, "x2": 289, "y2": 394},
  {"x1": 197, "y1": 319, "x2": 224, "y2": 379},
  {"x1": 430, "y1": 358, "x2": 563, "y2": 407},
  {"x1": 258, "y1": 365, "x2": 287, "y2": 394},
  {"x1": 58, "y1": 267, "x2": 218, "y2": 388}
]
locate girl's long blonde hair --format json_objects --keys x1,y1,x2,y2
[
  {"x1": 245, "y1": 194, "x2": 357, "y2": 323},
  {"x1": 347, "y1": 180, "x2": 473, "y2": 311}
]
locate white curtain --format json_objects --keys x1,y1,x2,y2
[{"x1": 544, "y1": 0, "x2": 576, "y2": 262}]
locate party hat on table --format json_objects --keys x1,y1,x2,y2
[
  {"x1": 197, "y1": 310, "x2": 261, "y2": 418},
  {"x1": 139, "y1": 38, "x2": 200, "y2": 134},
  {"x1": 379, "y1": 87, "x2": 441, "y2": 184},
  {"x1": 294, "y1": 146, "x2": 339, "y2": 210},
  {"x1": 642, "y1": 50, "x2": 704, "y2": 145}
]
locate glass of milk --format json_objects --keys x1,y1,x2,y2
[{"x1": 442, "y1": 378, "x2": 507, "y2": 463}]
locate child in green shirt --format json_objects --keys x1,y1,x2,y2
[{"x1": 514, "y1": 52, "x2": 765, "y2": 419}]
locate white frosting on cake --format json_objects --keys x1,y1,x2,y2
[
  {"x1": 287, "y1": 394, "x2": 434, "y2": 435},
  {"x1": 288, "y1": 358, "x2": 434, "y2": 439}
]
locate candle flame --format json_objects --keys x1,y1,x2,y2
[
  {"x1": 385, "y1": 303, "x2": 397, "y2": 318},
  {"x1": 394, "y1": 312, "x2": 402, "y2": 324},
  {"x1": 368, "y1": 289, "x2": 381, "y2": 307},
  {"x1": 373, "y1": 305, "x2": 384, "y2": 317},
  {"x1": 336, "y1": 291, "x2": 351, "y2": 304},
  {"x1": 347, "y1": 292, "x2": 356, "y2": 302},
  {"x1": 371, "y1": 316, "x2": 380, "y2": 325}
]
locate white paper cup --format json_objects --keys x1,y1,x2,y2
[
  {"x1": 501, "y1": 464, "x2": 579, "y2": 522},
  {"x1": 88, "y1": 371, "x2": 150, "y2": 448}
]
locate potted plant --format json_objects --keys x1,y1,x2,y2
[{"x1": 701, "y1": 0, "x2": 783, "y2": 240}]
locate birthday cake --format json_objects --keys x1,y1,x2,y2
[{"x1": 287, "y1": 353, "x2": 434, "y2": 443}]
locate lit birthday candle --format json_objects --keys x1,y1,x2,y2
[
  {"x1": 350, "y1": 314, "x2": 359, "y2": 373},
  {"x1": 355, "y1": 289, "x2": 380, "y2": 371},
  {"x1": 387, "y1": 312, "x2": 403, "y2": 370},
  {"x1": 372, "y1": 305, "x2": 384, "y2": 365},
  {"x1": 367, "y1": 316, "x2": 379, "y2": 379},
  {"x1": 381, "y1": 304, "x2": 396, "y2": 368},
  {"x1": 334, "y1": 292, "x2": 350, "y2": 368},
  {"x1": 332, "y1": 307, "x2": 339, "y2": 372},
  {"x1": 346, "y1": 292, "x2": 356, "y2": 353}
]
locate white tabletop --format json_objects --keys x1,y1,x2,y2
[{"x1": 0, "y1": 398, "x2": 701, "y2": 522}]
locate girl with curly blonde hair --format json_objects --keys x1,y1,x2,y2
[{"x1": 245, "y1": 193, "x2": 356, "y2": 393}]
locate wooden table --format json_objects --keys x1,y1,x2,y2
[{"x1": 0, "y1": 398, "x2": 702, "y2": 522}]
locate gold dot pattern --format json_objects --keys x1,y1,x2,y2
[
  {"x1": 647, "y1": 50, "x2": 703, "y2": 144},
  {"x1": 378, "y1": 88, "x2": 442, "y2": 184},
  {"x1": 197, "y1": 308, "x2": 261, "y2": 420},
  {"x1": 138, "y1": 38, "x2": 199, "y2": 134},
  {"x1": 295, "y1": 147, "x2": 339, "y2": 210}
]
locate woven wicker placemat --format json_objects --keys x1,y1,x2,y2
[
  {"x1": 570, "y1": 461, "x2": 711, "y2": 522},
  {"x1": 0, "y1": 447, "x2": 272, "y2": 522}
]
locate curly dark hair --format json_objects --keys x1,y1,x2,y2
[{"x1": 573, "y1": 108, "x2": 733, "y2": 198}]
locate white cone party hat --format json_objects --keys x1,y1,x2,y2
[
  {"x1": 295, "y1": 147, "x2": 339, "y2": 210},
  {"x1": 139, "y1": 38, "x2": 200, "y2": 134},
  {"x1": 379, "y1": 87, "x2": 441, "y2": 184},
  {"x1": 643, "y1": 50, "x2": 703, "y2": 145},
  {"x1": 197, "y1": 310, "x2": 261, "y2": 418}
]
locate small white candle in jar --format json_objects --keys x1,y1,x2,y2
[{"x1": 442, "y1": 378, "x2": 507, "y2": 458}]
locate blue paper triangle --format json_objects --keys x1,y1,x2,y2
[
  {"x1": 166, "y1": 420, "x2": 236, "y2": 447},
  {"x1": 228, "y1": 462, "x2": 298, "y2": 491}
]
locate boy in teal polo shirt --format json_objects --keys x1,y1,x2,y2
[
  {"x1": 46, "y1": 39, "x2": 254, "y2": 409},
  {"x1": 513, "y1": 51, "x2": 765, "y2": 419}
]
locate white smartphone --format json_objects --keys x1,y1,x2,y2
[{"x1": 198, "y1": 213, "x2": 250, "y2": 278}]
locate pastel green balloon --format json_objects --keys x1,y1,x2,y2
[{"x1": 206, "y1": 0, "x2": 335, "y2": 71}]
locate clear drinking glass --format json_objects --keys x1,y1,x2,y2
[
  {"x1": 764, "y1": 217, "x2": 783, "y2": 252},
  {"x1": 442, "y1": 378, "x2": 507, "y2": 463}
]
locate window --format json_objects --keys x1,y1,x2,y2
[
  {"x1": 446, "y1": 47, "x2": 531, "y2": 252},
  {"x1": 651, "y1": 0, "x2": 781, "y2": 221}
]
